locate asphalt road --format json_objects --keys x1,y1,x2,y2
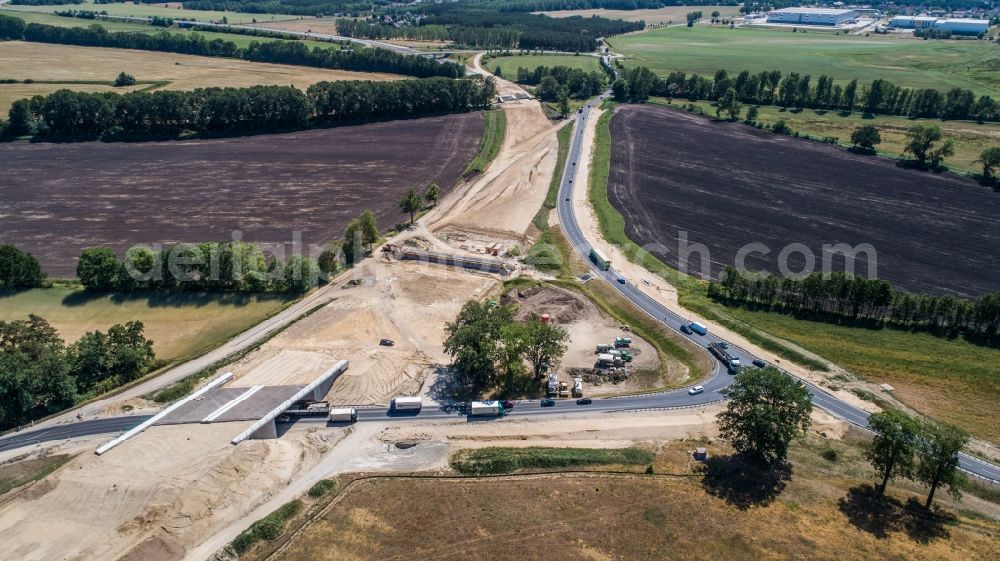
[{"x1": 2, "y1": 97, "x2": 998, "y2": 483}]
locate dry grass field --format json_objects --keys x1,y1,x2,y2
[
  {"x1": 269, "y1": 434, "x2": 1000, "y2": 561},
  {"x1": 0, "y1": 288, "x2": 294, "y2": 362},
  {"x1": 0, "y1": 41, "x2": 404, "y2": 114}
]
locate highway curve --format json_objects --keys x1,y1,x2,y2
[{"x1": 3, "y1": 99, "x2": 999, "y2": 483}]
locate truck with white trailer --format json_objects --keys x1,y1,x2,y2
[
  {"x1": 328, "y1": 407, "x2": 358, "y2": 422},
  {"x1": 391, "y1": 396, "x2": 423, "y2": 413},
  {"x1": 469, "y1": 400, "x2": 506, "y2": 417}
]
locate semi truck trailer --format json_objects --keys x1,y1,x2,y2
[
  {"x1": 469, "y1": 400, "x2": 506, "y2": 417},
  {"x1": 328, "y1": 407, "x2": 358, "y2": 422},
  {"x1": 391, "y1": 396, "x2": 422, "y2": 413},
  {"x1": 709, "y1": 342, "x2": 741, "y2": 373}
]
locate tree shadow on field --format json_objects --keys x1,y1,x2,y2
[
  {"x1": 700, "y1": 454, "x2": 791, "y2": 510},
  {"x1": 60, "y1": 290, "x2": 289, "y2": 308},
  {"x1": 838, "y1": 484, "x2": 954, "y2": 543}
]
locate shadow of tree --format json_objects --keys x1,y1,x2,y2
[
  {"x1": 426, "y1": 365, "x2": 476, "y2": 409},
  {"x1": 701, "y1": 454, "x2": 791, "y2": 510},
  {"x1": 838, "y1": 484, "x2": 954, "y2": 543}
]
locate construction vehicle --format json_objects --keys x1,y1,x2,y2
[
  {"x1": 285, "y1": 400, "x2": 330, "y2": 416},
  {"x1": 596, "y1": 343, "x2": 613, "y2": 354},
  {"x1": 547, "y1": 374, "x2": 560, "y2": 397},
  {"x1": 614, "y1": 336, "x2": 632, "y2": 348},
  {"x1": 618, "y1": 349, "x2": 633, "y2": 362},
  {"x1": 597, "y1": 353, "x2": 615, "y2": 367},
  {"x1": 558, "y1": 380, "x2": 569, "y2": 397},
  {"x1": 709, "y1": 342, "x2": 741, "y2": 373},
  {"x1": 328, "y1": 407, "x2": 358, "y2": 422},
  {"x1": 571, "y1": 378, "x2": 584, "y2": 398},
  {"x1": 469, "y1": 401, "x2": 506, "y2": 417},
  {"x1": 391, "y1": 396, "x2": 422, "y2": 413}
]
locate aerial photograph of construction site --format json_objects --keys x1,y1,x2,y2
[{"x1": 0, "y1": 2, "x2": 998, "y2": 561}]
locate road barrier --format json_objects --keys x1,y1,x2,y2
[{"x1": 95, "y1": 371, "x2": 234, "y2": 455}]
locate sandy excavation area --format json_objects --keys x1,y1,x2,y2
[
  {"x1": 429, "y1": 64, "x2": 560, "y2": 251},
  {"x1": 225, "y1": 260, "x2": 497, "y2": 405},
  {"x1": 503, "y1": 284, "x2": 679, "y2": 396},
  {"x1": 0, "y1": 423, "x2": 343, "y2": 561}
]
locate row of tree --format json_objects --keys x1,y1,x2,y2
[
  {"x1": 613, "y1": 65, "x2": 1000, "y2": 123},
  {"x1": 336, "y1": 6, "x2": 644, "y2": 52},
  {"x1": 709, "y1": 267, "x2": 1000, "y2": 340},
  {"x1": 510, "y1": 64, "x2": 606, "y2": 100},
  {"x1": 0, "y1": 16, "x2": 464, "y2": 78},
  {"x1": 0, "y1": 245, "x2": 45, "y2": 291},
  {"x1": 4, "y1": 76, "x2": 495, "y2": 139},
  {"x1": 443, "y1": 299, "x2": 570, "y2": 398},
  {"x1": 0, "y1": 315, "x2": 155, "y2": 430},
  {"x1": 76, "y1": 244, "x2": 321, "y2": 294},
  {"x1": 183, "y1": 0, "x2": 376, "y2": 17}
]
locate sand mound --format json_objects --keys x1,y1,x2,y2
[{"x1": 503, "y1": 284, "x2": 589, "y2": 324}]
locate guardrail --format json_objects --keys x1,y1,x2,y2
[{"x1": 95, "y1": 371, "x2": 234, "y2": 455}]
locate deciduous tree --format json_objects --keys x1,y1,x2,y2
[
  {"x1": 866, "y1": 409, "x2": 920, "y2": 499},
  {"x1": 718, "y1": 367, "x2": 812, "y2": 465},
  {"x1": 850, "y1": 125, "x2": 881, "y2": 154},
  {"x1": 399, "y1": 188, "x2": 422, "y2": 225},
  {"x1": 915, "y1": 422, "x2": 968, "y2": 509}
]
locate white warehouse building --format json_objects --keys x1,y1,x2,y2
[
  {"x1": 934, "y1": 18, "x2": 990, "y2": 35},
  {"x1": 766, "y1": 7, "x2": 859, "y2": 26},
  {"x1": 888, "y1": 15, "x2": 939, "y2": 29}
]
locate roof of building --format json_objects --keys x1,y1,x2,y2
[
  {"x1": 936, "y1": 18, "x2": 990, "y2": 24},
  {"x1": 769, "y1": 7, "x2": 857, "y2": 15}
]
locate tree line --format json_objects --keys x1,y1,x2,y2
[
  {"x1": 613, "y1": 65, "x2": 1000, "y2": 123},
  {"x1": 336, "y1": 6, "x2": 643, "y2": 52},
  {"x1": 709, "y1": 266, "x2": 1000, "y2": 341},
  {"x1": 3, "y1": 76, "x2": 495, "y2": 139},
  {"x1": 509, "y1": 64, "x2": 605, "y2": 100},
  {"x1": 0, "y1": 15, "x2": 464, "y2": 78},
  {"x1": 0, "y1": 315, "x2": 156, "y2": 430},
  {"x1": 0, "y1": 245, "x2": 45, "y2": 291},
  {"x1": 10, "y1": 0, "x2": 82, "y2": 4},
  {"x1": 75, "y1": 244, "x2": 323, "y2": 294},
  {"x1": 183, "y1": 0, "x2": 377, "y2": 17}
]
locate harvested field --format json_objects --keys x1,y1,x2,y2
[
  {"x1": 607, "y1": 104, "x2": 1000, "y2": 298},
  {"x1": 1, "y1": 113, "x2": 484, "y2": 277},
  {"x1": 535, "y1": 5, "x2": 741, "y2": 24},
  {"x1": 0, "y1": 41, "x2": 403, "y2": 114}
]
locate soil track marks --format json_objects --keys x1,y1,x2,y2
[
  {"x1": 608, "y1": 105, "x2": 1000, "y2": 297},
  {"x1": 1, "y1": 113, "x2": 483, "y2": 277}
]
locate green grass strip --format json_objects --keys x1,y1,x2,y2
[
  {"x1": 450, "y1": 446, "x2": 654, "y2": 475},
  {"x1": 463, "y1": 109, "x2": 506, "y2": 176}
]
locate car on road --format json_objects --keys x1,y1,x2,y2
[
  {"x1": 565, "y1": 197, "x2": 570, "y2": 201},
  {"x1": 540, "y1": 399, "x2": 556, "y2": 407},
  {"x1": 502, "y1": 400, "x2": 516, "y2": 409},
  {"x1": 718, "y1": 341, "x2": 728, "y2": 349},
  {"x1": 276, "y1": 414, "x2": 291, "y2": 423},
  {"x1": 680, "y1": 324, "x2": 692, "y2": 334},
  {"x1": 617, "y1": 276, "x2": 626, "y2": 284},
  {"x1": 576, "y1": 398, "x2": 593, "y2": 405},
  {"x1": 379, "y1": 338, "x2": 395, "y2": 346},
  {"x1": 688, "y1": 385, "x2": 704, "y2": 395},
  {"x1": 752, "y1": 359, "x2": 766, "y2": 368}
]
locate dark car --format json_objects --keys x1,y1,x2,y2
[
  {"x1": 718, "y1": 341, "x2": 729, "y2": 349},
  {"x1": 680, "y1": 324, "x2": 692, "y2": 334},
  {"x1": 540, "y1": 399, "x2": 556, "y2": 407},
  {"x1": 502, "y1": 400, "x2": 516, "y2": 409},
  {"x1": 576, "y1": 398, "x2": 593, "y2": 405},
  {"x1": 752, "y1": 359, "x2": 767, "y2": 368},
  {"x1": 379, "y1": 339, "x2": 395, "y2": 346}
]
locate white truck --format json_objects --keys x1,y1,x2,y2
[
  {"x1": 469, "y1": 400, "x2": 505, "y2": 417},
  {"x1": 571, "y1": 378, "x2": 584, "y2": 398},
  {"x1": 391, "y1": 396, "x2": 422, "y2": 413},
  {"x1": 328, "y1": 407, "x2": 358, "y2": 422}
]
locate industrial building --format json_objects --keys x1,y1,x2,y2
[
  {"x1": 888, "y1": 16, "x2": 990, "y2": 34},
  {"x1": 766, "y1": 7, "x2": 859, "y2": 26}
]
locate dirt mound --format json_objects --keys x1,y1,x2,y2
[{"x1": 503, "y1": 284, "x2": 589, "y2": 324}]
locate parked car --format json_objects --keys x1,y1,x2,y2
[
  {"x1": 688, "y1": 385, "x2": 704, "y2": 395},
  {"x1": 752, "y1": 359, "x2": 766, "y2": 368},
  {"x1": 576, "y1": 398, "x2": 593, "y2": 405},
  {"x1": 540, "y1": 399, "x2": 556, "y2": 407},
  {"x1": 680, "y1": 324, "x2": 692, "y2": 334},
  {"x1": 379, "y1": 338, "x2": 395, "y2": 346}
]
